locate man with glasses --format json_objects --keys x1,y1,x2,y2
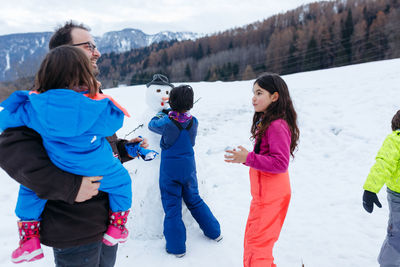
[
  {"x1": 49, "y1": 22, "x2": 101, "y2": 76},
  {"x1": 0, "y1": 21, "x2": 145, "y2": 267}
]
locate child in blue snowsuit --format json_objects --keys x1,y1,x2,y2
[
  {"x1": 0, "y1": 46, "x2": 133, "y2": 263},
  {"x1": 148, "y1": 85, "x2": 221, "y2": 257}
]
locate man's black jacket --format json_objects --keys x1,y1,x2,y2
[{"x1": 0, "y1": 126, "x2": 131, "y2": 248}]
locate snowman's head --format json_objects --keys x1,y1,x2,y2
[{"x1": 145, "y1": 74, "x2": 174, "y2": 112}]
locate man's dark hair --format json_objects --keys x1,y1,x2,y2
[
  {"x1": 392, "y1": 110, "x2": 400, "y2": 131},
  {"x1": 169, "y1": 85, "x2": 194, "y2": 113},
  {"x1": 49, "y1": 21, "x2": 90, "y2": 49}
]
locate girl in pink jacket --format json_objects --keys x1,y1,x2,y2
[{"x1": 225, "y1": 72, "x2": 299, "y2": 267}]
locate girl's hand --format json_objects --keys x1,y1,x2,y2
[{"x1": 224, "y1": 146, "x2": 249, "y2": 164}]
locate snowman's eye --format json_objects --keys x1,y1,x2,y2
[
  {"x1": 156, "y1": 89, "x2": 161, "y2": 93},
  {"x1": 166, "y1": 91, "x2": 169, "y2": 95}
]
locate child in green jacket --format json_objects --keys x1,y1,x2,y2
[{"x1": 363, "y1": 109, "x2": 400, "y2": 266}]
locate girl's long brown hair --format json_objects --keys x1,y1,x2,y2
[
  {"x1": 251, "y1": 72, "x2": 299, "y2": 157},
  {"x1": 33, "y1": 45, "x2": 98, "y2": 97}
]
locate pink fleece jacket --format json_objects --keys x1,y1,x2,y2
[{"x1": 244, "y1": 119, "x2": 291, "y2": 173}]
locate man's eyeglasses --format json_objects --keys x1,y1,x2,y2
[{"x1": 72, "y1": 41, "x2": 97, "y2": 53}]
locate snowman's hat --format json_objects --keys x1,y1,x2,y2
[{"x1": 146, "y1": 74, "x2": 174, "y2": 88}]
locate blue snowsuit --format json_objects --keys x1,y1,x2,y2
[
  {"x1": 148, "y1": 112, "x2": 220, "y2": 254},
  {"x1": 0, "y1": 90, "x2": 132, "y2": 220}
]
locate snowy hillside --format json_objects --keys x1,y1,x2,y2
[
  {"x1": 95, "y1": 28, "x2": 200, "y2": 53},
  {"x1": 0, "y1": 29, "x2": 200, "y2": 82},
  {"x1": 1, "y1": 58, "x2": 400, "y2": 266}
]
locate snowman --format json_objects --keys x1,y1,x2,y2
[{"x1": 130, "y1": 74, "x2": 174, "y2": 240}]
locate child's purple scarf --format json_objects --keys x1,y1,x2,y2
[{"x1": 168, "y1": 111, "x2": 192, "y2": 123}]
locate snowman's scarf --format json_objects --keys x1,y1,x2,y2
[{"x1": 168, "y1": 111, "x2": 192, "y2": 123}]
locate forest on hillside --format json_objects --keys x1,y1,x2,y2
[
  {"x1": 96, "y1": 0, "x2": 400, "y2": 87},
  {"x1": 1, "y1": 0, "x2": 399, "y2": 97}
]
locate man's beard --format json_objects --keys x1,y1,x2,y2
[
  {"x1": 93, "y1": 67, "x2": 99, "y2": 76},
  {"x1": 91, "y1": 57, "x2": 99, "y2": 76}
]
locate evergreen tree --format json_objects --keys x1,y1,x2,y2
[
  {"x1": 304, "y1": 36, "x2": 319, "y2": 71},
  {"x1": 242, "y1": 65, "x2": 256, "y2": 80},
  {"x1": 184, "y1": 63, "x2": 192, "y2": 80},
  {"x1": 284, "y1": 33, "x2": 300, "y2": 74},
  {"x1": 195, "y1": 43, "x2": 204, "y2": 60},
  {"x1": 341, "y1": 9, "x2": 354, "y2": 63},
  {"x1": 161, "y1": 51, "x2": 169, "y2": 67}
]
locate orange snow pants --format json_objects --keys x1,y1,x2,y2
[{"x1": 243, "y1": 168, "x2": 291, "y2": 267}]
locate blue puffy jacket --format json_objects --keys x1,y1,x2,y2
[{"x1": 0, "y1": 89, "x2": 131, "y2": 218}]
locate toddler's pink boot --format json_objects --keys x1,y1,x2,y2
[
  {"x1": 103, "y1": 210, "x2": 130, "y2": 246},
  {"x1": 11, "y1": 220, "x2": 44, "y2": 264}
]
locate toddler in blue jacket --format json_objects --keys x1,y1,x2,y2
[
  {"x1": 148, "y1": 84, "x2": 222, "y2": 257},
  {"x1": 0, "y1": 46, "x2": 134, "y2": 263}
]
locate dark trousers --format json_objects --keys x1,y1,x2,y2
[
  {"x1": 53, "y1": 242, "x2": 118, "y2": 267},
  {"x1": 379, "y1": 188, "x2": 400, "y2": 266}
]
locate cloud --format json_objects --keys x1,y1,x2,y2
[{"x1": 0, "y1": 0, "x2": 320, "y2": 36}]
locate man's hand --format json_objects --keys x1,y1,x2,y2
[
  {"x1": 129, "y1": 136, "x2": 149, "y2": 149},
  {"x1": 126, "y1": 136, "x2": 149, "y2": 158},
  {"x1": 363, "y1": 190, "x2": 382, "y2": 213},
  {"x1": 75, "y1": 176, "x2": 102, "y2": 202},
  {"x1": 224, "y1": 146, "x2": 249, "y2": 164}
]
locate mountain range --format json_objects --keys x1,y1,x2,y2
[{"x1": 0, "y1": 28, "x2": 199, "y2": 82}]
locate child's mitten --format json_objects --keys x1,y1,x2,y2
[
  {"x1": 162, "y1": 108, "x2": 171, "y2": 115},
  {"x1": 137, "y1": 146, "x2": 158, "y2": 161},
  {"x1": 125, "y1": 141, "x2": 158, "y2": 161},
  {"x1": 363, "y1": 190, "x2": 382, "y2": 213},
  {"x1": 125, "y1": 142, "x2": 140, "y2": 158}
]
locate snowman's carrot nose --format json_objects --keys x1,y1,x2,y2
[{"x1": 162, "y1": 97, "x2": 169, "y2": 101}]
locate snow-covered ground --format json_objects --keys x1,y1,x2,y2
[{"x1": 1, "y1": 58, "x2": 400, "y2": 266}]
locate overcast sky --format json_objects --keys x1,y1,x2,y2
[{"x1": 0, "y1": 0, "x2": 324, "y2": 37}]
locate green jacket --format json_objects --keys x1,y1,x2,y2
[{"x1": 364, "y1": 130, "x2": 400, "y2": 193}]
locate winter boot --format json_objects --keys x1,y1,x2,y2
[
  {"x1": 103, "y1": 210, "x2": 130, "y2": 246},
  {"x1": 11, "y1": 220, "x2": 44, "y2": 264},
  {"x1": 166, "y1": 249, "x2": 186, "y2": 258},
  {"x1": 214, "y1": 234, "x2": 223, "y2": 242}
]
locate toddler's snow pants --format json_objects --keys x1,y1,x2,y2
[
  {"x1": 243, "y1": 168, "x2": 291, "y2": 267},
  {"x1": 160, "y1": 129, "x2": 220, "y2": 255},
  {"x1": 378, "y1": 188, "x2": 400, "y2": 267}
]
